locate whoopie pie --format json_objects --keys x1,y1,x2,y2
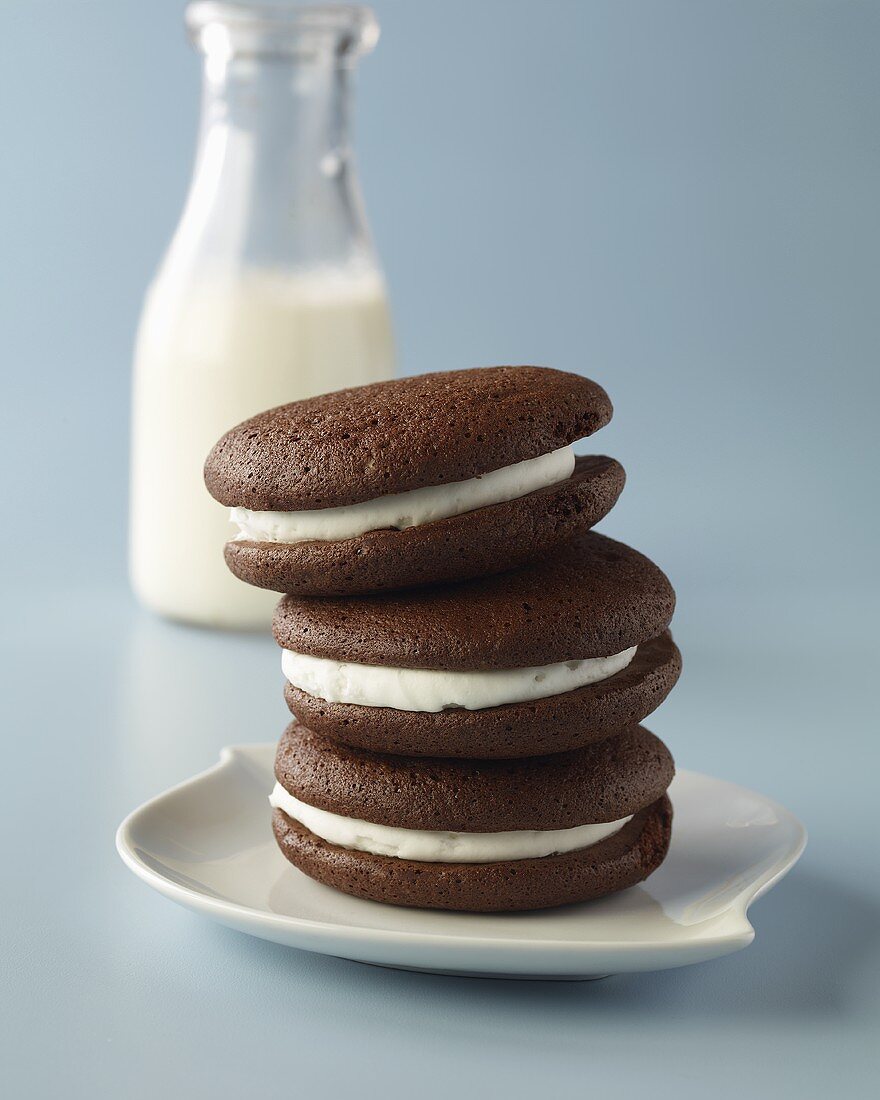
[
  {"x1": 270, "y1": 722, "x2": 674, "y2": 912},
  {"x1": 274, "y1": 531, "x2": 680, "y2": 758},
  {"x1": 205, "y1": 366, "x2": 623, "y2": 595}
]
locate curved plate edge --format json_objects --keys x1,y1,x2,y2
[{"x1": 116, "y1": 747, "x2": 808, "y2": 978}]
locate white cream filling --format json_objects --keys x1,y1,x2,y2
[
  {"x1": 281, "y1": 645, "x2": 637, "y2": 712},
  {"x1": 231, "y1": 444, "x2": 575, "y2": 544},
  {"x1": 270, "y1": 783, "x2": 632, "y2": 863}
]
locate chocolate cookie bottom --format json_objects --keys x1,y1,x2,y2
[
  {"x1": 226, "y1": 455, "x2": 624, "y2": 596},
  {"x1": 284, "y1": 631, "x2": 681, "y2": 759},
  {"x1": 272, "y1": 796, "x2": 672, "y2": 912}
]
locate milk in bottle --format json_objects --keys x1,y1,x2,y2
[{"x1": 129, "y1": 4, "x2": 393, "y2": 628}]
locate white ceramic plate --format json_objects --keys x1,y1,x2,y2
[{"x1": 116, "y1": 745, "x2": 806, "y2": 979}]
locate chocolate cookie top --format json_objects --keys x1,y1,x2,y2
[
  {"x1": 204, "y1": 366, "x2": 612, "y2": 510},
  {"x1": 275, "y1": 722, "x2": 674, "y2": 832},
  {"x1": 273, "y1": 531, "x2": 675, "y2": 670}
]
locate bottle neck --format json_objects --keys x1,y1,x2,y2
[
  {"x1": 200, "y1": 49, "x2": 351, "y2": 175},
  {"x1": 175, "y1": 49, "x2": 374, "y2": 274}
]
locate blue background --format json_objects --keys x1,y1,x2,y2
[{"x1": 1, "y1": 2, "x2": 878, "y2": 1097}]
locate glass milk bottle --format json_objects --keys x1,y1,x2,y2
[{"x1": 129, "y1": 3, "x2": 393, "y2": 629}]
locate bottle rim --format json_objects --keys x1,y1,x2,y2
[{"x1": 186, "y1": 2, "x2": 379, "y2": 59}]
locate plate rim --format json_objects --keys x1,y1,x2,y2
[{"x1": 116, "y1": 744, "x2": 807, "y2": 962}]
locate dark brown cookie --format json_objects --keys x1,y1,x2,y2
[
  {"x1": 274, "y1": 722, "x2": 674, "y2": 831},
  {"x1": 273, "y1": 532, "x2": 676, "y2": 670},
  {"x1": 205, "y1": 366, "x2": 612, "y2": 511},
  {"x1": 272, "y1": 796, "x2": 673, "y2": 912},
  {"x1": 284, "y1": 631, "x2": 681, "y2": 758},
  {"x1": 224, "y1": 455, "x2": 624, "y2": 596}
]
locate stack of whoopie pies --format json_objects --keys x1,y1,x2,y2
[{"x1": 205, "y1": 367, "x2": 680, "y2": 912}]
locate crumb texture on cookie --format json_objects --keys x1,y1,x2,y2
[
  {"x1": 273, "y1": 722, "x2": 675, "y2": 832},
  {"x1": 204, "y1": 366, "x2": 612, "y2": 510},
  {"x1": 273, "y1": 532, "x2": 676, "y2": 670}
]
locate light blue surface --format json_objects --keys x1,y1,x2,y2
[{"x1": 1, "y1": 1, "x2": 878, "y2": 1097}]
